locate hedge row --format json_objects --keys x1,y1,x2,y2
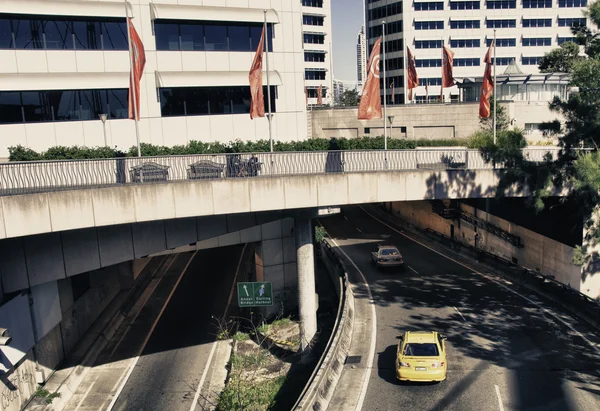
[{"x1": 8, "y1": 136, "x2": 474, "y2": 162}]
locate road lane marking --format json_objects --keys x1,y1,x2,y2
[
  {"x1": 74, "y1": 380, "x2": 96, "y2": 411},
  {"x1": 356, "y1": 227, "x2": 363, "y2": 233},
  {"x1": 190, "y1": 342, "x2": 218, "y2": 411},
  {"x1": 359, "y1": 205, "x2": 600, "y2": 355},
  {"x1": 328, "y1": 237, "x2": 377, "y2": 411},
  {"x1": 407, "y1": 265, "x2": 418, "y2": 274},
  {"x1": 106, "y1": 251, "x2": 198, "y2": 411},
  {"x1": 495, "y1": 385, "x2": 505, "y2": 411},
  {"x1": 454, "y1": 306, "x2": 468, "y2": 322}
]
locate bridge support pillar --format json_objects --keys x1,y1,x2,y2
[{"x1": 295, "y1": 216, "x2": 317, "y2": 352}]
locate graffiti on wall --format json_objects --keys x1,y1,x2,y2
[{"x1": 1, "y1": 364, "x2": 35, "y2": 411}]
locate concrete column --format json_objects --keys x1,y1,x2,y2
[{"x1": 295, "y1": 216, "x2": 317, "y2": 351}]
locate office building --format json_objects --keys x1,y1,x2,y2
[
  {"x1": 0, "y1": 0, "x2": 307, "y2": 159},
  {"x1": 357, "y1": 25, "x2": 367, "y2": 92},
  {"x1": 303, "y1": 0, "x2": 334, "y2": 105},
  {"x1": 365, "y1": 0, "x2": 590, "y2": 104}
]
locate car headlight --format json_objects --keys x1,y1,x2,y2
[{"x1": 399, "y1": 361, "x2": 410, "y2": 367}]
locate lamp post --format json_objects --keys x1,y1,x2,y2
[
  {"x1": 99, "y1": 114, "x2": 108, "y2": 147},
  {"x1": 388, "y1": 115, "x2": 395, "y2": 140}
]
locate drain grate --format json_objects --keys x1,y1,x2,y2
[{"x1": 345, "y1": 355, "x2": 362, "y2": 364}]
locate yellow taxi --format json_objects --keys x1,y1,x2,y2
[{"x1": 396, "y1": 331, "x2": 447, "y2": 382}]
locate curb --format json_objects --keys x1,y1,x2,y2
[
  {"x1": 27, "y1": 255, "x2": 172, "y2": 411},
  {"x1": 293, "y1": 239, "x2": 354, "y2": 410},
  {"x1": 363, "y1": 204, "x2": 600, "y2": 333}
]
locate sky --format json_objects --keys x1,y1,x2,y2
[{"x1": 331, "y1": 0, "x2": 364, "y2": 85}]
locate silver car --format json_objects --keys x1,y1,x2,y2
[{"x1": 371, "y1": 245, "x2": 404, "y2": 269}]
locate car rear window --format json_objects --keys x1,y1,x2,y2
[
  {"x1": 381, "y1": 249, "x2": 399, "y2": 256},
  {"x1": 403, "y1": 343, "x2": 439, "y2": 356}
]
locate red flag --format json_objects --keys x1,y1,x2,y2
[
  {"x1": 317, "y1": 84, "x2": 323, "y2": 105},
  {"x1": 249, "y1": 27, "x2": 265, "y2": 119},
  {"x1": 358, "y1": 37, "x2": 382, "y2": 120},
  {"x1": 406, "y1": 46, "x2": 419, "y2": 101},
  {"x1": 479, "y1": 42, "x2": 494, "y2": 118},
  {"x1": 441, "y1": 45, "x2": 454, "y2": 102},
  {"x1": 127, "y1": 18, "x2": 146, "y2": 121}
]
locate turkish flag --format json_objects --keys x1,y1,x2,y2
[
  {"x1": 479, "y1": 42, "x2": 494, "y2": 118},
  {"x1": 249, "y1": 27, "x2": 265, "y2": 119},
  {"x1": 406, "y1": 46, "x2": 419, "y2": 101},
  {"x1": 441, "y1": 45, "x2": 455, "y2": 88},
  {"x1": 358, "y1": 37, "x2": 382, "y2": 120},
  {"x1": 127, "y1": 18, "x2": 146, "y2": 121}
]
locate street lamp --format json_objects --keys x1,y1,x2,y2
[
  {"x1": 99, "y1": 114, "x2": 108, "y2": 147},
  {"x1": 388, "y1": 115, "x2": 395, "y2": 141}
]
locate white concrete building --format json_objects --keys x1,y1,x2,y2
[
  {"x1": 357, "y1": 25, "x2": 367, "y2": 92},
  {"x1": 302, "y1": 0, "x2": 334, "y2": 106},
  {"x1": 365, "y1": 0, "x2": 590, "y2": 103},
  {"x1": 0, "y1": 0, "x2": 308, "y2": 159}
]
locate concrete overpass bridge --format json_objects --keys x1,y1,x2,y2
[{"x1": 0, "y1": 147, "x2": 562, "y2": 395}]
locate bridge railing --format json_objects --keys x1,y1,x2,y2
[{"x1": 0, "y1": 147, "x2": 563, "y2": 196}]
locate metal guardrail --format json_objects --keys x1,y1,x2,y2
[{"x1": 0, "y1": 148, "x2": 562, "y2": 196}]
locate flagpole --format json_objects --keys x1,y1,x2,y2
[
  {"x1": 125, "y1": 0, "x2": 141, "y2": 157},
  {"x1": 493, "y1": 29, "x2": 497, "y2": 145},
  {"x1": 264, "y1": 10, "x2": 273, "y2": 152},
  {"x1": 382, "y1": 21, "x2": 387, "y2": 151}
]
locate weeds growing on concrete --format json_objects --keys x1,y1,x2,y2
[{"x1": 33, "y1": 387, "x2": 61, "y2": 404}]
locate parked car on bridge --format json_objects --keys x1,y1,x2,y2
[
  {"x1": 371, "y1": 244, "x2": 404, "y2": 270},
  {"x1": 395, "y1": 331, "x2": 447, "y2": 382}
]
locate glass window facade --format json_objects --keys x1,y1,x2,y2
[
  {"x1": 302, "y1": 0, "x2": 324, "y2": 7},
  {"x1": 304, "y1": 33, "x2": 324, "y2": 44},
  {"x1": 305, "y1": 70, "x2": 326, "y2": 80},
  {"x1": 450, "y1": 1, "x2": 480, "y2": 9},
  {"x1": 558, "y1": 18, "x2": 587, "y2": 27},
  {"x1": 415, "y1": 21, "x2": 444, "y2": 30},
  {"x1": 486, "y1": 1, "x2": 516, "y2": 8},
  {"x1": 491, "y1": 57, "x2": 515, "y2": 65},
  {"x1": 450, "y1": 20, "x2": 481, "y2": 29},
  {"x1": 368, "y1": 1, "x2": 403, "y2": 20},
  {"x1": 303, "y1": 15, "x2": 324, "y2": 26},
  {"x1": 486, "y1": 38, "x2": 516, "y2": 47},
  {"x1": 454, "y1": 58, "x2": 481, "y2": 66},
  {"x1": 558, "y1": 36, "x2": 578, "y2": 44},
  {"x1": 370, "y1": 20, "x2": 402, "y2": 37},
  {"x1": 486, "y1": 19, "x2": 517, "y2": 28},
  {"x1": 558, "y1": 0, "x2": 587, "y2": 6},
  {"x1": 304, "y1": 52, "x2": 325, "y2": 62},
  {"x1": 414, "y1": 2, "x2": 444, "y2": 10},
  {"x1": 159, "y1": 86, "x2": 276, "y2": 117},
  {"x1": 419, "y1": 78, "x2": 442, "y2": 86},
  {"x1": 0, "y1": 89, "x2": 128, "y2": 124},
  {"x1": 522, "y1": 56, "x2": 542, "y2": 65},
  {"x1": 450, "y1": 39, "x2": 480, "y2": 48},
  {"x1": 0, "y1": 14, "x2": 127, "y2": 50},
  {"x1": 415, "y1": 39, "x2": 443, "y2": 49},
  {"x1": 522, "y1": 18, "x2": 552, "y2": 27},
  {"x1": 416, "y1": 59, "x2": 442, "y2": 67},
  {"x1": 523, "y1": 0, "x2": 552, "y2": 7},
  {"x1": 522, "y1": 37, "x2": 552, "y2": 46},
  {"x1": 155, "y1": 20, "x2": 273, "y2": 52}
]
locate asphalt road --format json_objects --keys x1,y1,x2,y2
[
  {"x1": 111, "y1": 245, "x2": 244, "y2": 411},
  {"x1": 321, "y1": 206, "x2": 600, "y2": 411}
]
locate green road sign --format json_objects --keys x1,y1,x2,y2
[{"x1": 237, "y1": 282, "x2": 273, "y2": 307}]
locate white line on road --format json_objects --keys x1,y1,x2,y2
[
  {"x1": 329, "y1": 237, "x2": 377, "y2": 411},
  {"x1": 359, "y1": 205, "x2": 600, "y2": 355},
  {"x1": 356, "y1": 227, "x2": 363, "y2": 233},
  {"x1": 407, "y1": 265, "x2": 418, "y2": 274},
  {"x1": 495, "y1": 385, "x2": 505, "y2": 411},
  {"x1": 74, "y1": 380, "x2": 97, "y2": 411},
  {"x1": 454, "y1": 306, "x2": 467, "y2": 322},
  {"x1": 105, "y1": 251, "x2": 198, "y2": 411}
]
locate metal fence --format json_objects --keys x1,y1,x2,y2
[{"x1": 0, "y1": 147, "x2": 563, "y2": 196}]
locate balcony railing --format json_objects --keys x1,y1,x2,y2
[{"x1": 0, "y1": 148, "x2": 562, "y2": 196}]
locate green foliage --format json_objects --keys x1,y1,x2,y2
[
  {"x1": 336, "y1": 89, "x2": 360, "y2": 107},
  {"x1": 411, "y1": 138, "x2": 470, "y2": 147},
  {"x1": 218, "y1": 375, "x2": 285, "y2": 410},
  {"x1": 466, "y1": 131, "x2": 494, "y2": 149},
  {"x1": 232, "y1": 331, "x2": 250, "y2": 341},
  {"x1": 538, "y1": 42, "x2": 583, "y2": 73},
  {"x1": 272, "y1": 317, "x2": 293, "y2": 327},
  {"x1": 34, "y1": 387, "x2": 61, "y2": 404},
  {"x1": 573, "y1": 245, "x2": 586, "y2": 266},
  {"x1": 9, "y1": 145, "x2": 42, "y2": 162},
  {"x1": 315, "y1": 225, "x2": 327, "y2": 243}
]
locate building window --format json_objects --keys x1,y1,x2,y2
[
  {"x1": 304, "y1": 33, "x2": 325, "y2": 44},
  {"x1": 159, "y1": 86, "x2": 276, "y2": 117},
  {"x1": 303, "y1": 15, "x2": 324, "y2": 26},
  {"x1": 370, "y1": 20, "x2": 403, "y2": 37},
  {"x1": 522, "y1": 56, "x2": 542, "y2": 65},
  {"x1": 558, "y1": 18, "x2": 587, "y2": 27},
  {"x1": 558, "y1": 0, "x2": 587, "y2": 6},
  {"x1": 450, "y1": 1, "x2": 481, "y2": 9},
  {"x1": 415, "y1": 39, "x2": 443, "y2": 49},
  {"x1": 454, "y1": 58, "x2": 481, "y2": 66},
  {"x1": 486, "y1": 0, "x2": 516, "y2": 8},
  {"x1": 486, "y1": 38, "x2": 516, "y2": 47},
  {"x1": 522, "y1": 37, "x2": 552, "y2": 46},
  {"x1": 305, "y1": 70, "x2": 326, "y2": 80},
  {"x1": 415, "y1": 21, "x2": 444, "y2": 30},
  {"x1": 368, "y1": 1, "x2": 403, "y2": 20},
  {"x1": 450, "y1": 39, "x2": 480, "y2": 48},
  {"x1": 558, "y1": 36, "x2": 578, "y2": 44},
  {"x1": 306, "y1": 88, "x2": 327, "y2": 98},
  {"x1": 302, "y1": 0, "x2": 324, "y2": 7},
  {"x1": 414, "y1": 2, "x2": 444, "y2": 10},
  {"x1": 450, "y1": 20, "x2": 481, "y2": 29},
  {"x1": 364, "y1": 127, "x2": 371, "y2": 134},
  {"x1": 419, "y1": 78, "x2": 442, "y2": 86},
  {"x1": 0, "y1": 14, "x2": 127, "y2": 50},
  {"x1": 385, "y1": 57, "x2": 404, "y2": 71},
  {"x1": 522, "y1": 18, "x2": 552, "y2": 27},
  {"x1": 491, "y1": 57, "x2": 515, "y2": 65},
  {"x1": 384, "y1": 38, "x2": 404, "y2": 52},
  {"x1": 155, "y1": 20, "x2": 273, "y2": 52},
  {"x1": 0, "y1": 88, "x2": 128, "y2": 124},
  {"x1": 523, "y1": 0, "x2": 552, "y2": 7},
  {"x1": 486, "y1": 19, "x2": 516, "y2": 28},
  {"x1": 416, "y1": 58, "x2": 442, "y2": 67},
  {"x1": 304, "y1": 52, "x2": 325, "y2": 62}
]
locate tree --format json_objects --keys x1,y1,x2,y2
[
  {"x1": 479, "y1": 97, "x2": 510, "y2": 132},
  {"x1": 538, "y1": 41, "x2": 582, "y2": 73},
  {"x1": 336, "y1": 89, "x2": 360, "y2": 107}
]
